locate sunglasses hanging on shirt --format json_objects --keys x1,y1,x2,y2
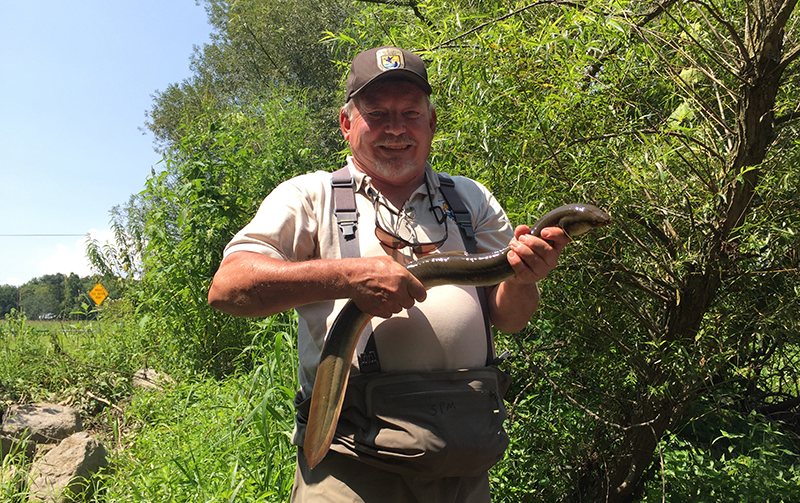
[{"x1": 373, "y1": 173, "x2": 448, "y2": 255}]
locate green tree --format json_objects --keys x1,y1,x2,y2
[
  {"x1": 86, "y1": 193, "x2": 148, "y2": 303},
  {"x1": 11, "y1": 274, "x2": 114, "y2": 320},
  {"x1": 145, "y1": 0, "x2": 353, "y2": 152},
  {"x1": 93, "y1": 0, "x2": 799, "y2": 498},
  {"x1": 92, "y1": 89, "x2": 342, "y2": 374},
  {"x1": 19, "y1": 281, "x2": 59, "y2": 320},
  {"x1": 330, "y1": 0, "x2": 800, "y2": 499},
  {"x1": 0, "y1": 284, "x2": 19, "y2": 316},
  {"x1": 60, "y1": 273, "x2": 105, "y2": 318}
]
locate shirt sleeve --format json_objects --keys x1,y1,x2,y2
[
  {"x1": 223, "y1": 173, "x2": 323, "y2": 262},
  {"x1": 451, "y1": 176, "x2": 515, "y2": 253}
]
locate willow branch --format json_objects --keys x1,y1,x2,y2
[
  {"x1": 528, "y1": 360, "x2": 664, "y2": 432},
  {"x1": 775, "y1": 111, "x2": 800, "y2": 125},
  {"x1": 357, "y1": 0, "x2": 432, "y2": 26},
  {"x1": 427, "y1": 1, "x2": 584, "y2": 51},
  {"x1": 689, "y1": 0, "x2": 749, "y2": 61}
]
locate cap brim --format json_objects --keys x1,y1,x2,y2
[{"x1": 348, "y1": 69, "x2": 432, "y2": 101}]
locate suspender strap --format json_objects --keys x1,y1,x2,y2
[
  {"x1": 331, "y1": 167, "x2": 379, "y2": 373},
  {"x1": 437, "y1": 173, "x2": 498, "y2": 366},
  {"x1": 437, "y1": 175, "x2": 475, "y2": 240},
  {"x1": 331, "y1": 167, "x2": 360, "y2": 259}
]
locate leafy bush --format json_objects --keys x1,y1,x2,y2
[
  {"x1": 100, "y1": 318, "x2": 299, "y2": 502},
  {"x1": 642, "y1": 416, "x2": 800, "y2": 502},
  {"x1": 93, "y1": 90, "x2": 343, "y2": 375}
]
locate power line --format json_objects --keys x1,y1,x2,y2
[{"x1": 0, "y1": 234, "x2": 87, "y2": 237}]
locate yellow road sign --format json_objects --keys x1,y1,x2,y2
[{"x1": 90, "y1": 283, "x2": 108, "y2": 306}]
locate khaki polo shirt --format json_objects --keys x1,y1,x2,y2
[{"x1": 224, "y1": 158, "x2": 514, "y2": 397}]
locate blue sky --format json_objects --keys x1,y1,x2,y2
[{"x1": 0, "y1": 1, "x2": 212, "y2": 286}]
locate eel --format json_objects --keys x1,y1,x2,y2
[{"x1": 303, "y1": 203, "x2": 612, "y2": 469}]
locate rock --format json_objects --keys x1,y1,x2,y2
[
  {"x1": 1, "y1": 434, "x2": 36, "y2": 461},
  {"x1": 27, "y1": 432, "x2": 109, "y2": 503},
  {"x1": 132, "y1": 369, "x2": 173, "y2": 390},
  {"x1": 2, "y1": 462, "x2": 16, "y2": 480},
  {"x1": 1, "y1": 404, "x2": 81, "y2": 444}
]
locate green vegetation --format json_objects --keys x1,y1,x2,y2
[
  {"x1": 0, "y1": 273, "x2": 119, "y2": 320},
  {"x1": 96, "y1": 316, "x2": 299, "y2": 502},
  {"x1": 0, "y1": 308, "x2": 299, "y2": 502},
  {"x1": 3, "y1": 0, "x2": 799, "y2": 501},
  {"x1": 1, "y1": 304, "x2": 141, "y2": 411}
]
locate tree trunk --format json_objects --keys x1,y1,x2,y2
[{"x1": 598, "y1": 2, "x2": 797, "y2": 500}]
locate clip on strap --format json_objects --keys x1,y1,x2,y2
[
  {"x1": 438, "y1": 175, "x2": 475, "y2": 240},
  {"x1": 357, "y1": 333, "x2": 381, "y2": 373},
  {"x1": 332, "y1": 167, "x2": 360, "y2": 257}
]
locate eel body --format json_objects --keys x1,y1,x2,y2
[{"x1": 303, "y1": 203, "x2": 611, "y2": 468}]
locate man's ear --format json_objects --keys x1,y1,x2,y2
[
  {"x1": 429, "y1": 107, "x2": 437, "y2": 135},
  {"x1": 340, "y1": 107, "x2": 352, "y2": 140}
]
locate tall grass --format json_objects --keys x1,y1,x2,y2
[
  {"x1": 1, "y1": 307, "x2": 141, "y2": 411},
  {"x1": 2, "y1": 307, "x2": 299, "y2": 502},
  {"x1": 0, "y1": 438, "x2": 32, "y2": 501},
  {"x1": 99, "y1": 318, "x2": 299, "y2": 502}
]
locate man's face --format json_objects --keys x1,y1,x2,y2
[{"x1": 340, "y1": 80, "x2": 437, "y2": 187}]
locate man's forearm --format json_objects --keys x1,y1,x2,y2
[
  {"x1": 208, "y1": 251, "x2": 428, "y2": 319},
  {"x1": 487, "y1": 280, "x2": 540, "y2": 334},
  {"x1": 208, "y1": 252, "x2": 350, "y2": 318}
]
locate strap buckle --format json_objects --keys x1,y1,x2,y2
[
  {"x1": 357, "y1": 333, "x2": 381, "y2": 373},
  {"x1": 453, "y1": 212, "x2": 475, "y2": 239},
  {"x1": 336, "y1": 218, "x2": 358, "y2": 240},
  {"x1": 331, "y1": 176, "x2": 354, "y2": 188}
]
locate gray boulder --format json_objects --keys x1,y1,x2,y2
[
  {"x1": 1, "y1": 404, "x2": 82, "y2": 444},
  {"x1": 27, "y1": 432, "x2": 109, "y2": 503},
  {"x1": 1, "y1": 434, "x2": 36, "y2": 461},
  {"x1": 132, "y1": 368, "x2": 173, "y2": 390}
]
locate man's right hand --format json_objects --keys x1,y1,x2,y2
[{"x1": 344, "y1": 256, "x2": 427, "y2": 318}]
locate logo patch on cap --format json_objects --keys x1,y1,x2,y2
[{"x1": 376, "y1": 48, "x2": 404, "y2": 71}]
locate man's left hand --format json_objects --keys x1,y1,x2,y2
[{"x1": 505, "y1": 225, "x2": 571, "y2": 285}]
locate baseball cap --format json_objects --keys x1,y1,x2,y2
[{"x1": 345, "y1": 46, "x2": 432, "y2": 102}]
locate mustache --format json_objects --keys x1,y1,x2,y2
[{"x1": 374, "y1": 136, "x2": 417, "y2": 147}]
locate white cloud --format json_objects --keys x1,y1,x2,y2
[{"x1": 37, "y1": 228, "x2": 116, "y2": 278}]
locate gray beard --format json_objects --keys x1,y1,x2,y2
[{"x1": 371, "y1": 159, "x2": 419, "y2": 181}]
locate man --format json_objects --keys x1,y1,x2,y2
[{"x1": 208, "y1": 46, "x2": 569, "y2": 502}]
